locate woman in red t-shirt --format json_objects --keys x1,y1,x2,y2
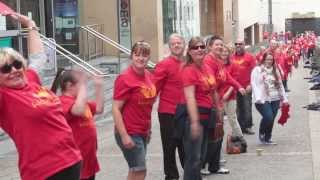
[
  {"x1": 0, "y1": 13, "x2": 82, "y2": 180},
  {"x1": 51, "y1": 70, "x2": 104, "y2": 180},
  {"x1": 112, "y1": 41, "x2": 156, "y2": 180},
  {"x1": 220, "y1": 45, "x2": 247, "y2": 148},
  {"x1": 181, "y1": 36, "x2": 218, "y2": 180}
]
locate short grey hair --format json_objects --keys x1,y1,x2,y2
[{"x1": 168, "y1": 33, "x2": 185, "y2": 47}]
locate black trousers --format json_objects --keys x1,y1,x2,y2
[
  {"x1": 47, "y1": 161, "x2": 81, "y2": 180},
  {"x1": 204, "y1": 139, "x2": 223, "y2": 173},
  {"x1": 158, "y1": 113, "x2": 185, "y2": 180},
  {"x1": 236, "y1": 92, "x2": 253, "y2": 130},
  {"x1": 82, "y1": 175, "x2": 95, "y2": 180}
]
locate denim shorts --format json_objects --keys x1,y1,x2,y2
[{"x1": 115, "y1": 133, "x2": 147, "y2": 171}]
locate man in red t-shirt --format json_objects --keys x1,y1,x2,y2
[
  {"x1": 153, "y1": 33, "x2": 185, "y2": 180},
  {"x1": 231, "y1": 39, "x2": 256, "y2": 135}
]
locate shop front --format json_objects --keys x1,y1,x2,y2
[{"x1": 0, "y1": 0, "x2": 79, "y2": 56}]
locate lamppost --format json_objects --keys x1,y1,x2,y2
[{"x1": 268, "y1": 0, "x2": 273, "y2": 33}]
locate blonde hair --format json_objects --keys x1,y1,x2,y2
[{"x1": 0, "y1": 48, "x2": 27, "y2": 68}]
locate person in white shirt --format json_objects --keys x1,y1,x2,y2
[{"x1": 251, "y1": 52, "x2": 289, "y2": 145}]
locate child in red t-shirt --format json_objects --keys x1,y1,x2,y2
[
  {"x1": 112, "y1": 41, "x2": 156, "y2": 180},
  {"x1": 51, "y1": 70, "x2": 104, "y2": 180},
  {"x1": 52, "y1": 70, "x2": 104, "y2": 180}
]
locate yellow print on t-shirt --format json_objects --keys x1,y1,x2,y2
[
  {"x1": 217, "y1": 69, "x2": 226, "y2": 81},
  {"x1": 202, "y1": 74, "x2": 216, "y2": 90},
  {"x1": 138, "y1": 84, "x2": 156, "y2": 105},
  {"x1": 234, "y1": 59, "x2": 244, "y2": 65},
  {"x1": 80, "y1": 105, "x2": 94, "y2": 127},
  {"x1": 32, "y1": 87, "x2": 60, "y2": 108},
  {"x1": 140, "y1": 84, "x2": 156, "y2": 98}
]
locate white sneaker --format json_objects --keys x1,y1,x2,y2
[
  {"x1": 201, "y1": 164, "x2": 211, "y2": 175},
  {"x1": 264, "y1": 140, "x2": 277, "y2": 145},
  {"x1": 215, "y1": 167, "x2": 230, "y2": 174}
]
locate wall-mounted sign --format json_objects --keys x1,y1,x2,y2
[{"x1": 118, "y1": 0, "x2": 131, "y2": 50}]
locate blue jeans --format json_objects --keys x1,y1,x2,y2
[
  {"x1": 255, "y1": 100, "x2": 280, "y2": 141},
  {"x1": 183, "y1": 119, "x2": 209, "y2": 180}
]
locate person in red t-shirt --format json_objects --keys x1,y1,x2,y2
[
  {"x1": 201, "y1": 36, "x2": 246, "y2": 175},
  {"x1": 181, "y1": 36, "x2": 218, "y2": 180},
  {"x1": 112, "y1": 41, "x2": 156, "y2": 180},
  {"x1": 0, "y1": 13, "x2": 82, "y2": 180},
  {"x1": 153, "y1": 33, "x2": 185, "y2": 180},
  {"x1": 51, "y1": 70, "x2": 104, "y2": 180},
  {"x1": 220, "y1": 45, "x2": 247, "y2": 148},
  {"x1": 256, "y1": 46, "x2": 266, "y2": 65},
  {"x1": 231, "y1": 39, "x2": 256, "y2": 135}
]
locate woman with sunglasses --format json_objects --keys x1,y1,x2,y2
[
  {"x1": 0, "y1": 13, "x2": 82, "y2": 180},
  {"x1": 181, "y1": 36, "x2": 217, "y2": 180},
  {"x1": 112, "y1": 41, "x2": 156, "y2": 180}
]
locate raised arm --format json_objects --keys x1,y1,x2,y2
[
  {"x1": 92, "y1": 76, "x2": 104, "y2": 114},
  {"x1": 8, "y1": 13, "x2": 46, "y2": 79},
  {"x1": 8, "y1": 13, "x2": 44, "y2": 55},
  {"x1": 70, "y1": 73, "x2": 88, "y2": 116}
]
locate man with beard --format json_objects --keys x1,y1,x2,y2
[
  {"x1": 230, "y1": 39, "x2": 256, "y2": 135},
  {"x1": 153, "y1": 33, "x2": 185, "y2": 180}
]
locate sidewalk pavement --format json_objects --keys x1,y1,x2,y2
[{"x1": 0, "y1": 65, "x2": 319, "y2": 180}]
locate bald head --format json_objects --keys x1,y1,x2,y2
[{"x1": 235, "y1": 38, "x2": 245, "y2": 55}]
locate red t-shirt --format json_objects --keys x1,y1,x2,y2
[
  {"x1": 0, "y1": 69, "x2": 82, "y2": 180},
  {"x1": 180, "y1": 63, "x2": 217, "y2": 109},
  {"x1": 256, "y1": 51, "x2": 265, "y2": 65},
  {"x1": 218, "y1": 64, "x2": 238, "y2": 101},
  {"x1": 230, "y1": 52, "x2": 256, "y2": 87},
  {"x1": 153, "y1": 56, "x2": 184, "y2": 114},
  {"x1": 59, "y1": 96, "x2": 100, "y2": 179},
  {"x1": 26, "y1": 69, "x2": 41, "y2": 85},
  {"x1": 113, "y1": 66, "x2": 157, "y2": 137},
  {"x1": 204, "y1": 54, "x2": 242, "y2": 103}
]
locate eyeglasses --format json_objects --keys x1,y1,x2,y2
[
  {"x1": 190, "y1": 45, "x2": 206, "y2": 50},
  {"x1": 0, "y1": 60, "x2": 23, "y2": 74},
  {"x1": 234, "y1": 43, "x2": 244, "y2": 46}
]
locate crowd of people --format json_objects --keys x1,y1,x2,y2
[{"x1": 0, "y1": 11, "x2": 317, "y2": 180}]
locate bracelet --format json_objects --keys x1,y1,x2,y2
[{"x1": 27, "y1": 26, "x2": 39, "y2": 31}]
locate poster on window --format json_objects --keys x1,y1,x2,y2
[{"x1": 118, "y1": 0, "x2": 131, "y2": 50}]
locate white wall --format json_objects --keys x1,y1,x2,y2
[
  {"x1": 260, "y1": 0, "x2": 320, "y2": 32},
  {"x1": 236, "y1": 0, "x2": 263, "y2": 41}
]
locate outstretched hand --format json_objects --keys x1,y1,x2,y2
[{"x1": 6, "y1": 12, "x2": 36, "y2": 28}]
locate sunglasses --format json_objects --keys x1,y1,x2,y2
[
  {"x1": 190, "y1": 45, "x2": 206, "y2": 50},
  {"x1": 235, "y1": 43, "x2": 244, "y2": 46},
  {"x1": 0, "y1": 60, "x2": 23, "y2": 74}
]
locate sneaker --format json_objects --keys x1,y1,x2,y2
[
  {"x1": 215, "y1": 167, "x2": 230, "y2": 174},
  {"x1": 201, "y1": 164, "x2": 211, "y2": 175},
  {"x1": 243, "y1": 128, "x2": 255, "y2": 135},
  {"x1": 264, "y1": 140, "x2": 277, "y2": 145},
  {"x1": 201, "y1": 168, "x2": 211, "y2": 175},
  {"x1": 220, "y1": 159, "x2": 227, "y2": 164},
  {"x1": 259, "y1": 133, "x2": 265, "y2": 144}
]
